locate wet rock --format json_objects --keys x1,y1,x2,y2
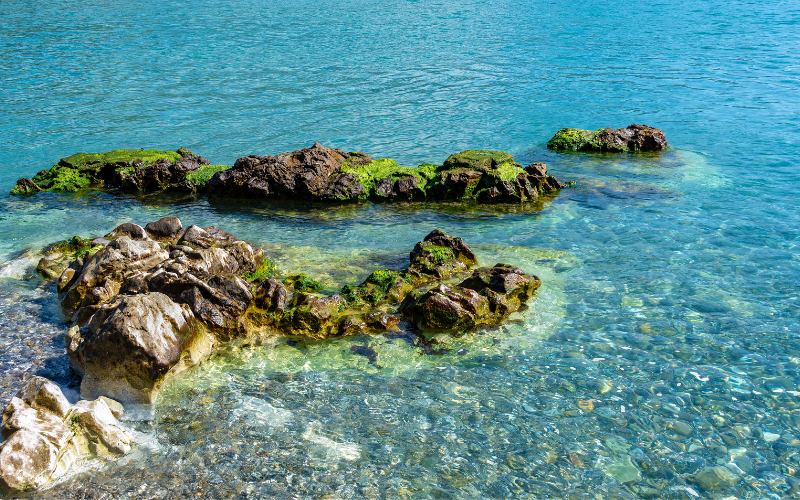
[
  {"x1": 692, "y1": 466, "x2": 739, "y2": 491},
  {"x1": 400, "y1": 284, "x2": 490, "y2": 331},
  {"x1": 145, "y1": 216, "x2": 183, "y2": 240},
  {"x1": 0, "y1": 377, "x2": 130, "y2": 493},
  {"x1": 547, "y1": 124, "x2": 667, "y2": 152},
  {"x1": 254, "y1": 278, "x2": 288, "y2": 313},
  {"x1": 457, "y1": 264, "x2": 541, "y2": 316},
  {"x1": 10, "y1": 177, "x2": 40, "y2": 195},
  {"x1": 400, "y1": 263, "x2": 540, "y2": 332},
  {"x1": 208, "y1": 143, "x2": 353, "y2": 200},
  {"x1": 407, "y1": 229, "x2": 478, "y2": 281},
  {"x1": 68, "y1": 292, "x2": 195, "y2": 403}
]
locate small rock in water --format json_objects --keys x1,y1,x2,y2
[
  {"x1": 607, "y1": 454, "x2": 640, "y2": 483},
  {"x1": 692, "y1": 466, "x2": 738, "y2": 491}
]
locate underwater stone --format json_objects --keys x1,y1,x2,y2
[{"x1": 692, "y1": 466, "x2": 739, "y2": 491}]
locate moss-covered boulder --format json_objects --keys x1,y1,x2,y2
[
  {"x1": 11, "y1": 148, "x2": 222, "y2": 194},
  {"x1": 547, "y1": 124, "x2": 667, "y2": 152},
  {"x1": 399, "y1": 264, "x2": 541, "y2": 331}
]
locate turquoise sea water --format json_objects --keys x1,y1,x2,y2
[{"x1": 1, "y1": 0, "x2": 800, "y2": 498}]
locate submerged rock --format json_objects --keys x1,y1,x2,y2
[
  {"x1": 547, "y1": 124, "x2": 667, "y2": 152},
  {"x1": 0, "y1": 376, "x2": 130, "y2": 493},
  {"x1": 13, "y1": 144, "x2": 564, "y2": 204}
]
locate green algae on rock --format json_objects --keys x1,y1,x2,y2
[
  {"x1": 10, "y1": 147, "x2": 215, "y2": 194},
  {"x1": 13, "y1": 143, "x2": 564, "y2": 204},
  {"x1": 547, "y1": 124, "x2": 667, "y2": 152},
  {"x1": 38, "y1": 218, "x2": 541, "y2": 406}
]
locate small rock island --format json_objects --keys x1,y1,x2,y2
[{"x1": 12, "y1": 144, "x2": 563, "y2": 204}]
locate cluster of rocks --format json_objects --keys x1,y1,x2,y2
[
  {"x1": 208, "y1": 144, "x2": 563, "y2": 203},
  {"x1": 12, "y1": 144, "x2": 564, "y2": 204},
  {"x1": 547, "y1": 124, "x2": 668, "y2": 152},
  {"x1": 0, "y1": 377, "x2": 130, "y2": 492},
  {"x1": 35, "y1": 218, "x2": 541, "y2": 408}
]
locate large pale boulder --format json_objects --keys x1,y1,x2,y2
[{"x1": 0, "y1": 377, "x2": 131, "y2": 493}]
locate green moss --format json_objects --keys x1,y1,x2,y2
[
  {"x1": 442, "y1": 150, "x2": 516, "y2": 172},
  {"x1": 429, "y1": 246, "x2": 455, "y2": 264},
  {"x1": 340, "y1": 157, "x2": 443, "y2": 198},
  {"x1": 27, "y1": 148, "x2": 186, "y2": 193},
  {"x1": 284, "y1": 273, "x2": 323, "y2": 292},
  {"x1": 46, "y1": 236, "x2": 93, "y2": 256},
  {"x1": 33, "y1": 166, "x2": 92, "y2": 192},
  {"x1": 185, "y1": 165, "x2": 229, "y2": 188},
  {"x1": 363, "y1": 269, "x2": 400, "y2": 289},
  {"x1": 546, "y1": 128, "x2": 607, "y2": 151},
  {"x1": 75, "y1": 245, "x2": 102, "y2": 259},
  {"x1": 242, "y1": 256, "x2": 278, "y2": 282},
  {"x1": 60, "y1": 149, "x2": 183, "y2": 170}
]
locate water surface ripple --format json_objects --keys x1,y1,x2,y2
[{"x1": 1, "y1": 0, "x2": 799, "y2": 498}]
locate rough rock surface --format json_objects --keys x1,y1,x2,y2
[
  {"x1": 41, "y1": 220, "x2": 541, "y2": 405},
  {"x1": 0, "y1": 376, "x2": 130, "y2": 493},
  {"x1": 399, "y1": 263, "x2": 541, "y2": 330},
  {"x1": 10, "y1": 148, "x2": 214, "y2": 194},
  {"x1": 547, "y1": 124, "x2": 667, "y2": 152},
  {"x1": 14, "y1": 145, "x2": 565, "y2": 203}
]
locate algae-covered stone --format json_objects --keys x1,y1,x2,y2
[
  {"x1": 12, "y1": 148, "x2": 209, "y2": 194},
  {"x1": 547, "y1": 124, "x2": 667, "y2": 152},
  {"x1": 10, "y1": 178, "x2": 40, "y2": 195}
]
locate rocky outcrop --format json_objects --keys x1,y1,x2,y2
[
  {"x1": 13, "y1": 144, "x2": 565, "y2": 204},
  {"x1": 399, "y1": 264, "x2": 541, "y2": 331},
  {"x1": 57, "y1": 217, "x2": 264, "y2": 404},
  {"x1": 40, "y1": 218, "x2": 541, "y2": 405},
  {"x1": 209, "y1": 145, "x2": 563, "y2": 203},
  {"x1": 0, "y1": 376, "x2": 130, "y2": 493},
  {"x1": 10, "y1": 147, "x2": 226, "y2": 195},
  {"x1": 547, "y1": 124, "x2": 667, "y2": 152}
]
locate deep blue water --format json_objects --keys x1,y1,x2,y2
[{"x1": 1, "y1": 0, "x2": 800, "y2": 498}]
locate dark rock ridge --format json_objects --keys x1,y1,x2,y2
[
  {"x1": 209, "y1": 144, "x2": 562, "y2": 203},
  {"x1": 547, "y1": 124, "x2": 667, "y2": 152},
  {"x1": 38, "y1": 218, "x2": 541, "y2": 405},
  {"x1": 13, "y1": 144, "x2": 564, "y2": 204}
]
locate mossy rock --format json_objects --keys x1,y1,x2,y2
[
  {"x1": 546, "y1": 128, "x2": 599, "y2": 151},
  {"x1": 340, "y1": 158, "x2": 440, "y2": 198},
  {"x1": 283, "y1": 274, "x2": 323, "y2": 292},
  {"x1": 21, "y1": 148, "x2": 190, "y2": 193},
  {"x1": 441, "y1": 150, "x2": 516, "y2": 173},
  {"x1": 185, "y1": 165, "x2": 229, "y2": 190},
  {"x1": 340, "y1": 269, "x2": 413, "y2": 308}
]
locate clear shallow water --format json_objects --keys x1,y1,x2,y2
[{"x1": 1, "y1": 0, "x2": 800, "y2": 498}]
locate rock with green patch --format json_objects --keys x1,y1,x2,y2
[
  {"x1": 547, "y1": 124, "x2": 667, "y2": 152},
  {"x1": 11, "y1": 147, "x2": 210, "y2": 194},
  {"x1": 399, "y1": 263, "x2": 540, "y2": 332},
  {"x1": 407, "y1": 229, "x2": 478, "y2": 281}
]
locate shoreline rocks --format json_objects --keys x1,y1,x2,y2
[
  {"x1": 12, "y1": 144, "x2": 564, "y2": 204},
  {"x1": 547, "y1": 124, "x2": 667, "y2": 152},
  {"x1": 0, "y1": 376, "x2": 130, "y2": 493},
  {"x1": 9, "y1": 219, "x2": 544, "y2": 493},
  {"x1": 38, "y1": 218, "x2": 542, "y2": 405}
]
